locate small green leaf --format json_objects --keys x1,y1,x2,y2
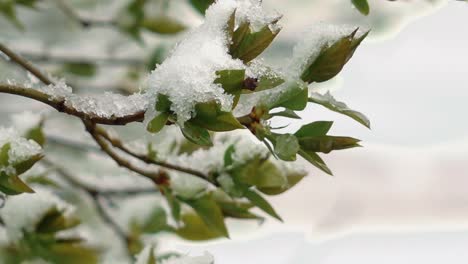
[
  {"x1": 259, "y1": 170, "x2": 306, "y2": 196},
  {"x1": 191, "y1": 102, "x2": 244, "y2": 132},
  {"x1": 308, "y1": 92, "x2": 370, "y2": 128},
  {"x1": 162, "y1": 186, "x2": 181, "y2": 223},
  {"x1": 63, "y1": 63, "x2": 96, "y2": 77},
  {"x1": 301, "y1": 29, "x2": 368, "y2": 83},
  {"x1": 268, "y1": 81, "x2": 309, "y2": 111},
  {"x1": 295, "y1": 121, "x2": 333, "y2": 138},
  {"x1": 155, "y1": 94, "x2": 172, "y2": 112},
  {"x1": 215, "y1": 69, "x2": 246, "y2": 95},
  {"x1": 351, "y1": 0, "x2": 370, "y2": 15},
  {"x1": 13, "y1": 153, "x2": 43, "y2": 175},
  {"x1": 231, "y1": 25, "x2": 280, "y2": 63},
  {"x1": 274, "y1": 134, "x2": 299, "y2": 161},
  {"x1": 223, "y1": 145, "x2": 236, "y2": 168},
  {"x1": 182, "y1": 193, "x2": 229, "y2": 238},
  {"x1": 180, "y1": 122, "x2": 213, "y2": 146},
  {"x1": 36, "y1": 208, "x2": 80, "y2": 234},
  {"x1": 175, "y1": 212, "x2": 222, "y2": 241},
  {"x1": 146, "y1": 112, "x2": 169, "y2": 133},
  {"x1": 140, "y1": 206, "x2": 168, "y2": 233},
  {"x1": 142, "y1": 16, "x2": 186, "y2": 35},
  {"x1": 298, "y1": 150, "x2": 333, "y2": 175},
  {"x1": 0, "y1": 175, "x2": 35, "y2": 195},
  {"x1": 0, "y1": 143, "x2": 10, "y2": 167},
  {"x1": 298, "y1": 136, "x2": 361, "y2": 154},
  {"x1": 243, "y1": 189, "x2": 282, "y2": 221},
  {"x1": 26, "y1": 126, "x2": 46, "y2": 146}
]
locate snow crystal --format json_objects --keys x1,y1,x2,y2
[
  {"x1": 235, "y1": 0, "x2": 281, "y2": 31},
  {"x1": 64, "y1": 92, "x2": 148, "y2": 119},
  {"x1": 7, "y1": 77, "x2": 72, "y2": 101},
  {"x1": 0, "y1": 127, "x2": 42, "y2": 175},
  {"x1": 288, "y1": 23, "x2": 367, "y2": 78},
  {"x1": 0, "y1": 190, "x2": 75, "y2": 241}
]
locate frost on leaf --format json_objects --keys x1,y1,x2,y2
[{"x1": 0, "y1": 127, "x2": 42, "y2": 195}]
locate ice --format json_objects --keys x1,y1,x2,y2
[
  {"x1": 288, "y1": 23, "x2": 367, "y2": 78},
  {"x1": 0, "y1": 127, "x2": 42, "y2": 175},
  {"x1": 0, "y1": 190, "x2": 76, "y2": 241},
  {"x1": 64, "y1": 92, "x2": 148, "y2": 119}
]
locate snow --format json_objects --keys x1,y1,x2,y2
[
  {"x1": 6, "y1": 77, "x2": 73, "y2": 101},
  {"x1": 0, "y1": 127, "x2": 42, "y2": 175},
  {"x1": 10, "y1": 111, "x2": 43, "y2": 134},
  {"x1": 64, "y1": 92, "x2": 148, "y2": 119},
  {"x1": 146, "y1": 0, "x2": 277, "y2": 126},
  {"x1": 0, "y1": 190, "x2": 76, "y2": 241},
  {"x1": 235, "y1": 0, "x2": 281, "y2": 31}
]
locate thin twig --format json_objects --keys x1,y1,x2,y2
[{"x1": 94, "y1": 127, "x2": 211, "y2": 182}]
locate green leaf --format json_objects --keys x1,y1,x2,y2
[
  {"x1": 243, "y1": 189, "x2": 282, "y2": 221},
  {"x1": 223, "y1": 145, "x2": 236, "y2": 168},
  {"x1": 36, "y1": 208, "x2": 80, "y2": 234},
  {"x1": 182, "y1": 193, "x2": 229, "y2": 238},
  {"x1": 298, "y1": 150, "x2": 333, "y2": 175},
  {"x1": 308, "y1": 92, "x2": 370, "y2": 128},
  {"x1": 295, "y1": 121, "x2": 333, "y2": 138},
  {"x1": 259, "y1": 170, "x2": 306, "y2": 196},
  {"x1": 63, "y1": 63, "x2": 96, "y2": 77},
  {"x1": 146, "y1": 112, "x2": 169, "y2": 133},
  {"x1": 254, "y1": 70, "x2": 285, "y2": 92},
  {"x1": 25, "y1": 126, "x2": 46, "y2": 146},
  {"x1": 298, "y1": 136, "x2": 361, "y2": 154},
  {"x1": 274, "y1": 134, "x2": 299, "y2": 161},
  {"x1": 13, "y1": 153, "x2": 43, "y2": 175},
  {"x1": 116, "y1": 0, "x2": 147, "y2": 41},
  {"x1": 162, "y1": 186, "x2": 181, "y2": 223},
  {"x1": 0, "y1": 143, "x2": 10, "y2": 167},
  {"x1": 301, "y1": 29, "x2": 368, "y2": 83},
  {"x1": 189, "y1": 0, "x2": 214, "y2": 15},
  {"x1": 155, "y1": 93, "x2": 172, "y2": 112},
  {"x1": 175, "y1": 211, "x2": 223, "y2": 241},
  {"x1": 142, "y1": 16, "x2": 186, "y2": 35},
  {"x1": 140, "y1": 206, "x2": 168, "y2": 233},
  {"x1": 180, "y1": 122, "x2": 213, "y2": 146},
  {"x1": 0, "y1": 175, "x2": 35, "y2": 195},
  {"x1": 269, "y1": 81, "x2": 309, "y2": 111},
  {"x1": 48, "y1": 242, "x2": 99, "y2": 264},
  {"x1": 230, "y1": 24, "x2": 280, "y2": 63},
  {"x1": 215, "y1": 69, "x2": 246, "y2": 95},
  {"x1": 351, "y1": 0, "x2": 370, "y2": 15},
  {"x1": 191, "y1": 102, "x2": 244, "y2": 132}
]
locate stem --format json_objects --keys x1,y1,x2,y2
[
  {"x1": 0, "y1": 43, "x2": 52, "y2": 85},
  {"x1": 94, "y1": 127, "x2": 210, "y2": 182}
]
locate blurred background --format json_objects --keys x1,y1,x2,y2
[{"x1": 1, "y1": 0, "x2": 467, "y2": 263}]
